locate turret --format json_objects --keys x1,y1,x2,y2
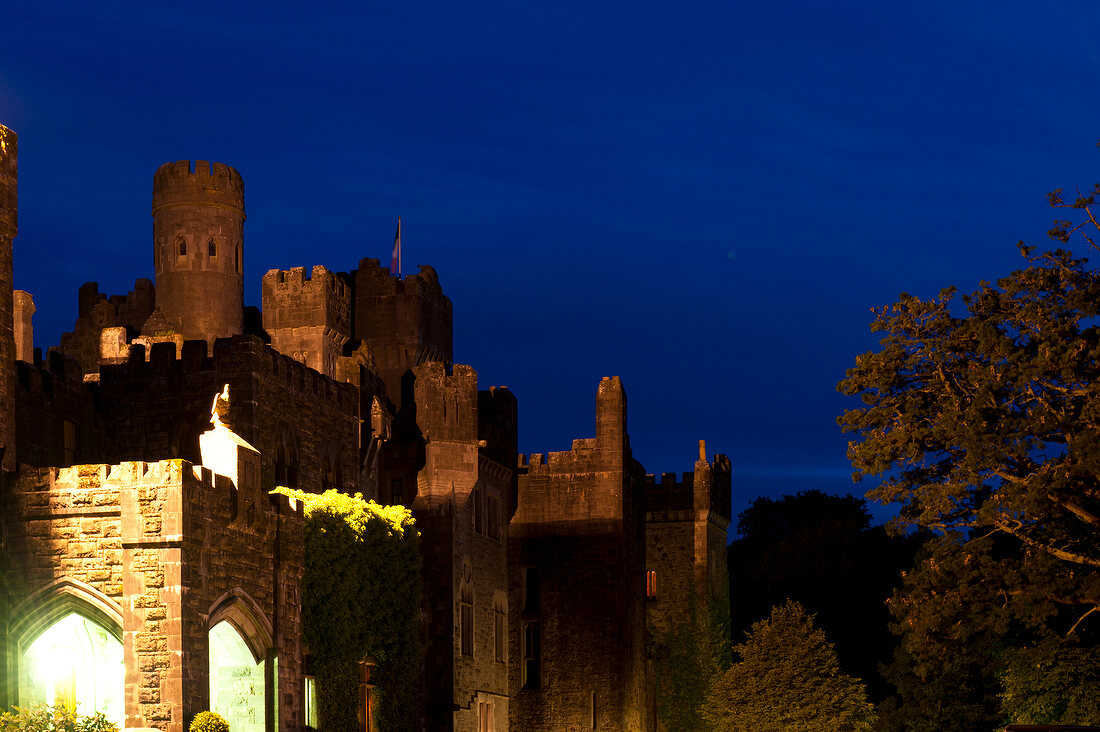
[
  {"x1": 0, "y1": 124, "x2": 17, "y2": 470},
  {"x1": 151, "y1": 161, "x2": 245, "y2": 343}
]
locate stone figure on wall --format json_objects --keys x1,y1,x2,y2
[{"x1": 211, "y1": 383, "x2": 231, "y2": 428}]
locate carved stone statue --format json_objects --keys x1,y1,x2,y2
[{"x1": 210, "y1": 383, "x2": 231, "y2": 428}]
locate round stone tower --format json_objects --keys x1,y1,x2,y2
[
  {"x1": 151, "y1": 160, "x2": 245, "y2": 342},
  {"x1": 0, "y1": 124, "x2": 17, "y2": 471}
]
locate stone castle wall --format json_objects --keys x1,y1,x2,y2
[
  {"x1": 0, "y1": 459, "x2": 304, "y2": 732},
  {"x1": 0, "y1": 124, "x2": 17, "y2": 471},
  {"x1": 406, "y1": 362, "x2": 515, "y2": 731},
  {"x1": 95, "y1": 336, "x2": 358, "y2": 495},
  {"x1": 509, "y1": 377, "x2": 650, "y2": 732},
  {"x1": 152, "y1": 161, "x2": 245, "y2": 343},
  {"x1": 352, "y1": 259, "x2": 452, "y2": 395},
  {"x1": 261, "y1": 266, "x2": 351, "y2": 380}
]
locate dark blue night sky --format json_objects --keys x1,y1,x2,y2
[{"x1": 3, "y1": 1, "x2": 1100, "y2": 530}]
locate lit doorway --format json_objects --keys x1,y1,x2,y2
[
  {"x1": 209, "y1": 621, "x2": 266, "y2": 732},
  {"x1": 19, "y1": 612, "x2": 124, "y2": 727}
]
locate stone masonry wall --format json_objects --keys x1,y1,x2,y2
[
  {"x1": 96, "y1": 336, "x2": 358, "y2": 494},
  {"x1": 408, "y1": 362, "x2": 514, "y2": 731},
  {"x1": 509, "y1": 377, "x2": 649, "y2": 732},
  {"x1": 352, "y1": 259, "x2": 452, "y2": 396},
  {"x1": 1, "y1": 124, "x2": 18, "y2": 471},
  {"x1": 1, "y1": 460, "x2": 303, "y2": 732},
  {"x1": 15, "y1": 350, "x2": 103, "y2": 468},
  {"x1": 261, "y1": 266, "x2": 351, "y2": 380}
]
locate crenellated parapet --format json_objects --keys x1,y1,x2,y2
[
  {"x1": 643, "y1": 447, "x2": 731, "y2": 521},
  {"x1": 151, "y1": 160, "x2": 244, "y2": 214},
  {"x1": 261, "y1": 265, "x2": 352, "y2": 378},
  {"x1": 412, "y1": 361, "x2": 478, "y2": 443},
  {"x1": 95, "y1": 335, "x2": 360, "y2": 494},
  {"x1": 352, "y1": 258, "x2": 453, "y2": 396},
  {"x1": 14, "y1": 348, "x2": 102, "y2": 469},
  {"x1": 152, "y1": 160, "x2": 245, "y2": 343}
]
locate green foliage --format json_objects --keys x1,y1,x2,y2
[
  {"x1": 838, "y1": 241, "x2": 1100, "y2": 582},
  {"x1": 838, "y1": 181, "x2": 1100, "y2": 729},
  {"x1": 655, "y1": 594, "x2": 730, "y2": 732},
  {"x1": 700, "y1": 600, "x2": 876, "y2": 732},
  {"x1": 728, "y1": 491, "x2": 919, "y2": 702},
  {"x1": 273, "y1": 488, "x2": 422, "y2": 732},
  {"x1": 0, "y1": 705, "x2": 117, "y2": 732},
  {"x1": 1000, "y1": 636, "x2": 1100, "y2": 726},
  {"x1": 188, "y1": 711, "x2": 229, "y2": 732}
]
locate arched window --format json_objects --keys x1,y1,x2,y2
[
  {"x1": 208, "y1": 237, "x2": 217, "y2": 257},
  {"x1": 209, "y1": 621, "x2": 266, "y2": 732},
  {"x1": 177, "y1": 235, "x2": 187, "y2": 256},
  {"x1": 20, "y1": 613, "x2": 124, "y2": 728}
]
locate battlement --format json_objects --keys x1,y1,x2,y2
[
  {"x1": 14, "y1": 458, "x2": 301, "y2": 544},
  {"x1": 261, "y1": 265, "x2": 352, "y2": 337},
  {"x1": 18, "y1": 348, "x2": 87, "y2": 392},
  {"x1": 355, "y1": 257, "x2": 446, "y2": 295},
  {"x1": 151, "y1": 160, "x2": 245, "y2": 214},
  {"x1": 264, "y1": 265, "x2": 349, "y2": 298},
  {"x1": 104, "y1": 334, "x2": 358, "y2": 414},
  {"x1": 0, "y1": 123, "x2": 16, "y2": 238},
  {"x1": 412, "y1": 361, "x2": 478, "y2": 442},
  {"x1": 643, "y1": 445, "x2": 732, "y2": 520}
]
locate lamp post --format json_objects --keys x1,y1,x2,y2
[{"x1": 358, "y1": 657, "x2": 377, "y2": 732}]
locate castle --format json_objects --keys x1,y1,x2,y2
[{"x1": 0, "y1": 123, "x2": 730, "y2": 732}]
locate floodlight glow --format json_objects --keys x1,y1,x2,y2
[{"x1": 20, "y1": 613, "x2": 123, "y2": 728}]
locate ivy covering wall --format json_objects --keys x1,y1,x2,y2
[{"x1": 273, "y1": 489, "x2": 422, "y2": 732}]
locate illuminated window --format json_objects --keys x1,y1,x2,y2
[
  {"x1": 304, "y1": 677, "x2": 318, "y2": 729},
  {"x1": 20, "y1": 613, "x2": 123, "y2": 728},
  {"x1": 522, "y1": 622, "x2": 540, "y2": 689},
  {"x1": 460, "y1": 586, "x2": 474, "y2": 657},
  {"x1": 590, "y1": 690, "x2": 597, "y2": 729},
  {"x1": 478, "y1": 700, "x2": 494, "y2": 732},
  {"x1": 209, "y1": 621, "x2": 266, "y2": 732},
  {"x1": 646, "y1": 570, "x2": 658, "y2": 600}
]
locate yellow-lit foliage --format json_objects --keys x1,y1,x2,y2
[{"x1": 272, "y1": 488, "x2": 421, "y2": 732}]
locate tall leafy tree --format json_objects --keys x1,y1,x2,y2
[
  {"x1": 838, "y1": 181, "x2": 1100, "y2": 728},
  {"x1": 728, "y1": 491, "x2": 919, "y2": 702},
  {"x1": 701, "y1": 600, "x2": 876, "y2": 731}
]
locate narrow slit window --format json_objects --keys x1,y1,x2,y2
[
  {"x1": 208, "y1": 237, "x2": 217, "y2": 257},
  {"x1": 177, "y1": 236, "x2": 187, "y2": 256}
]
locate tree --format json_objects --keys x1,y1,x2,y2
[
  {"x1": 700, "y1": 600, "x2": 876, "y2": 731},
  {"x1": 837, "y1": 193, "x2": 1100, "y2": 618},
  {"x1": 838, "y1": 180, "x2": 1100, "y2": 728},
  {"x1": 727, "y1": 491, "x2": 920, "y2": 702}
]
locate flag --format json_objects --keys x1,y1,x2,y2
[{"x1": 391, "y1": 217, "x2": 402, "y2": 276}]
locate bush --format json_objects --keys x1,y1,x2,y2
[
  {"x1": 0, "y1": 704, "x2": 117, "y2": 732},
  {"x1": 189, "y1": 711, "x2": 229, "y2": 732}
]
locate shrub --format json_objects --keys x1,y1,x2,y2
[
  {"x1": 189, "y1": 711, "x2": 229, "y2": 732},
  {"x1": 0, "y1": 704, "x2": 117, "y2": 732}
]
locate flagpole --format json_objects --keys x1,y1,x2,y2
[{"x1": 392, "y1": 217, "x2": 402, "y2": 277}]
